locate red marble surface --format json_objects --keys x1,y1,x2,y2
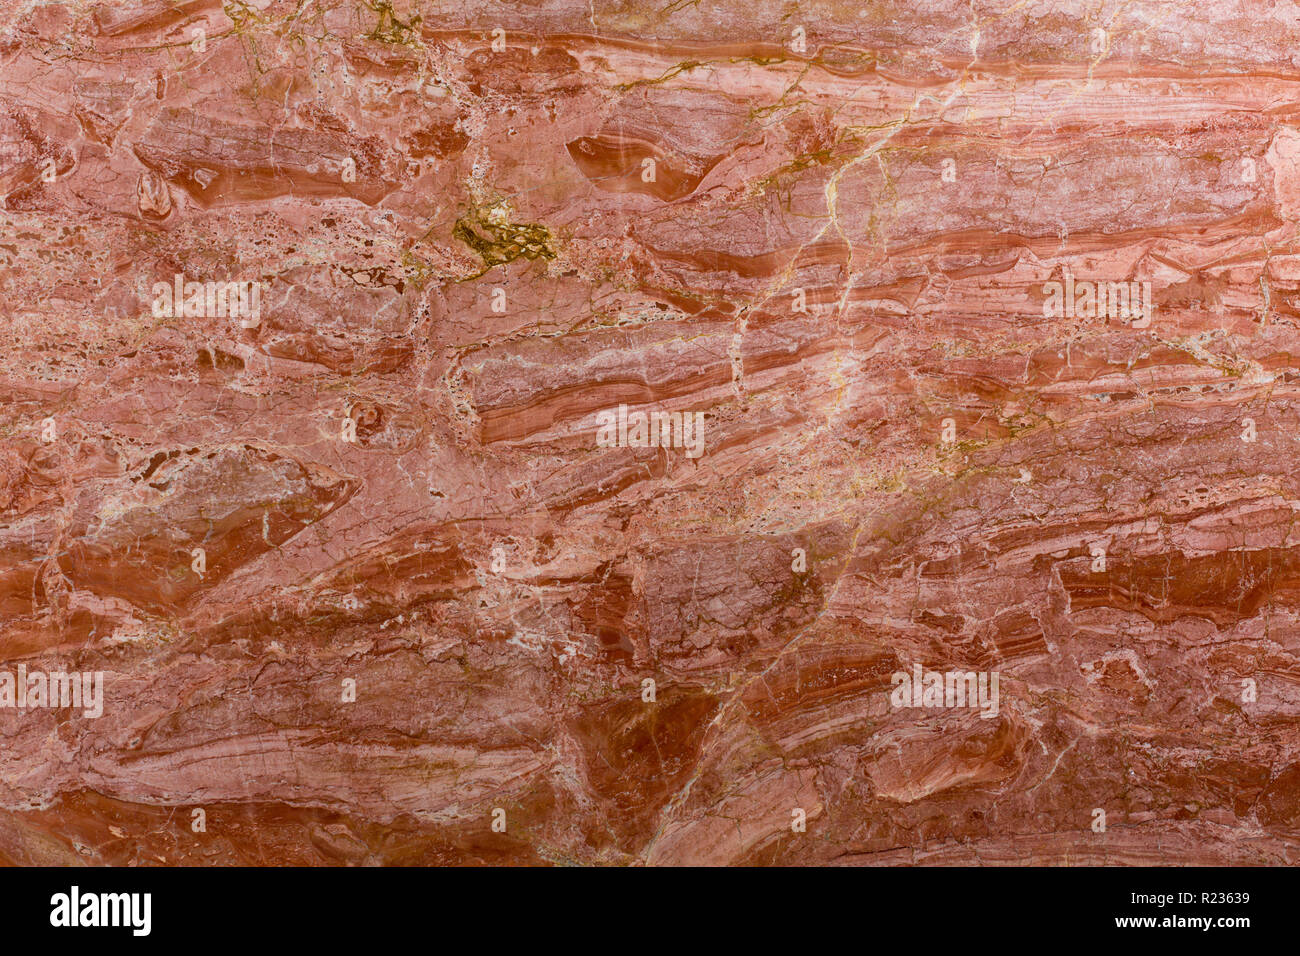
[{"x1": 0, "y1": 0, "x2": 1297, "y2": 865}]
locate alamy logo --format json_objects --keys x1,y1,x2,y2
[
  {"x1": 595, "y1": 404, "x2": 705, "y2": 458},
  {"x1": 0, "y1": 666, "x2": 103, "y2": 718},
  {"x1": 1042, "y1": 273, "x2": 1151, "y2": 328},
  {"x1": 890, "y1": 664, "x2": 1000, "y2": 719},
  {"x1": 50, "y1": 886, "x2": 151, "y2": 936},
  {"x1": 151, "y1": 273, "x2": 262, "y2": 328}
]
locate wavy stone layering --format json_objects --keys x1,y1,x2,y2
[{"x1": 1, "y1": 0, "x2": 1298, "y2": 866}]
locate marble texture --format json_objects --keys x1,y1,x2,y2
[{"x1": 0, "y1": 0, "x2": 1299, "y2": 865}]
